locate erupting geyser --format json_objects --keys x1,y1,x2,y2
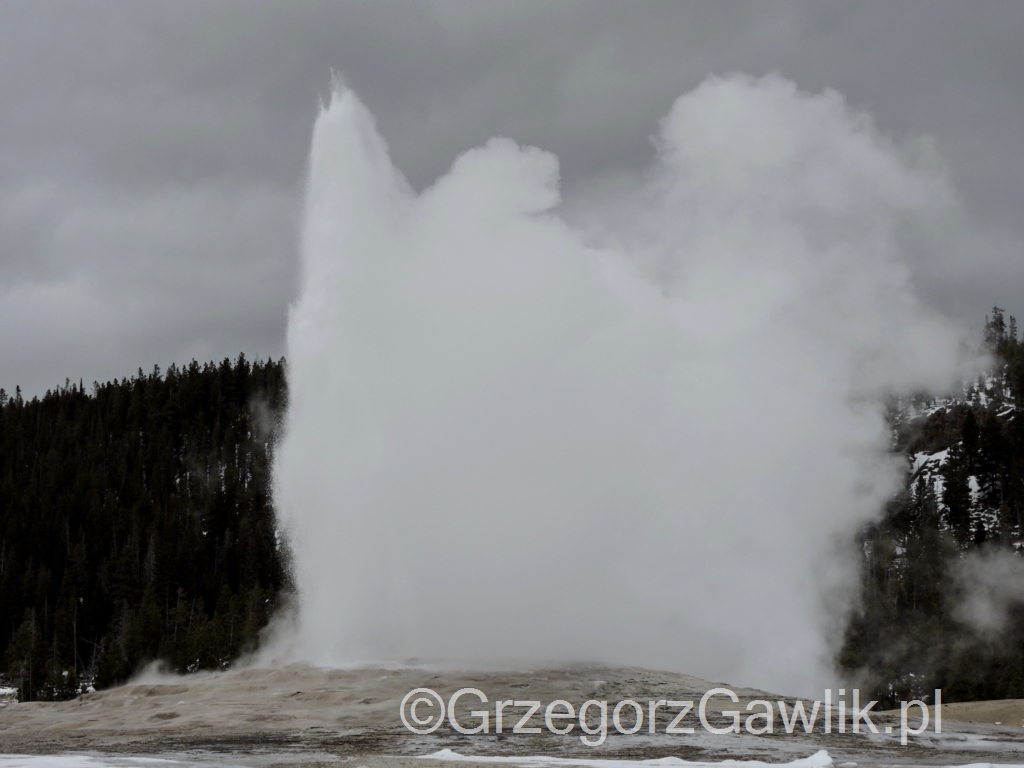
[{"x1": 273, "y1": 73, "x2": 977, "y2": 694}]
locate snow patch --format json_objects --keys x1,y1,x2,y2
[
  {"x1": 421, "y1": 748, "x2": 835, "y2": 768},
  {"x1": 969, "y1": 475, "x2": 981, "y2": 503},
  {"x1": 0, "y1": 753, "x2": 282, "y2": 768}
]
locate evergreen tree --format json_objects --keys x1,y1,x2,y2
[
  {"x1": 0, "y1": 356, "x2": 289, "y2": 698},
  {"x1": 942, "y1": 441, "x2": 972, "y2": 547},
  {"x1": 841, "y1": 310, "x2": 1024, "y2": 705}
]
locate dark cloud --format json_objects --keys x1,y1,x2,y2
[{"x1": 1, "y1": 0, "x2": 1021, "y2": 394}]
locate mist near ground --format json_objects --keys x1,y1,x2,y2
[{"x1": 271, "y1": 73, "x2": 981, "y2": 695}]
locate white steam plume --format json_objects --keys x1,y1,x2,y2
[
  {"x1": 953, "y1": 549, "x2": 1024, "y2": 637},
  {"x1": 273, "y1": 73, "x2": 979, "y2": 694}
]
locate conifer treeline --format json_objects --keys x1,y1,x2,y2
[
  {"x1": 0, "y1": 355, "x2": 289, "y2": 700},
  {"x1": 5, "y1": 321, "x2": 1024, "y2": 706},
  {"x1": 842, "y1": 309, "x2": 1024, "y2": 706}
]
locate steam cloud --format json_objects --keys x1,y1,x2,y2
[
  {"x1": 273, "y1": 73, "x2": 978, "y2": 694},
  {"x1": 953, "y1": 550, "x2": 1024, "y2": 637}
]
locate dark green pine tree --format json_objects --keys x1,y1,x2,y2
[
  {"x1": 961, "y1": 410, "x2": 980, "y2": 472},
  {"x1": 0, "y1": 356, "x2": 290, "y2": 698},
  {"x1": 840, "y1": 310, "x2": 1024, "y2": 706},
  {"x1": 942, "y1": 440, "x2": 973, "y2": 548},
  {"x1": 978, "y1": 409, "x2": 1007, "y2": 512}
]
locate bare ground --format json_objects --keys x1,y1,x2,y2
[{"x1": 0, "y1": 664, "x2": 1022, "y2": 766}]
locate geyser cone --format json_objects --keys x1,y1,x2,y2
[{"x1": 274, "y1": 75, "x2": 977, "y2": 694}]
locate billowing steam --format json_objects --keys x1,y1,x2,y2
[
  {"x1": 273, "y1": 73, "x2": 978, "y2": 694},
  {"x1": 953, "y1": 550, "x2": 1024, "y2": 637}
]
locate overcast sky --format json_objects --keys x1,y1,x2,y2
[{"x1": 1, "y1": 1, "x2": 1022, "y2": 396}]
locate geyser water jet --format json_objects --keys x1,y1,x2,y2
[{"x1": 274, "y1": 73, "x2": 977, "y2": 694}]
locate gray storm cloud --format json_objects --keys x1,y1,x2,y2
[{"x1": 272, "y1": 73, "x2": 980, "y2": 695}]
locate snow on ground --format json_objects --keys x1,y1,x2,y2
[
  {"x1": 0, "y1": 686, "x2": 17, "y2": 709},
  {"x1": 911, "y1": 451, "x2": 932, "y2": 474},
  {"x1": 911, "y1": 448, "x2": 949, "y2": 477},
  {"x1": 0, "y1": 758, "x2": 249, "y2": 768},
  {"x1": 970, "y1": 475, "x2": 982, "y2": 502},
  {"x1": 5, "y1": 747, "x2": 1024, "y2": 768},
  {"x1": 420, "y1": 748, "x2": 1024, "y2": 768},
  {"x1": 422, "y1": 749, "x2": 834, "y2": 768}
]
